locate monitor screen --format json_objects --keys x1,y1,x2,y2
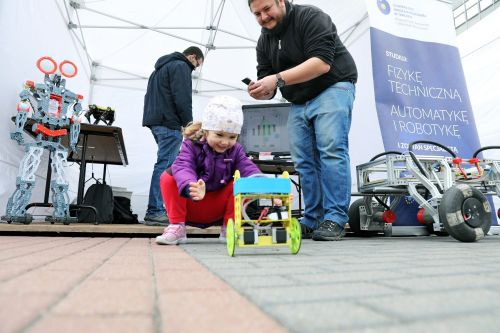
[{"x1": 239, "y1": 103, "x2": 291, "y2": 154}]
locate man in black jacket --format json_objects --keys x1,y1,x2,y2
[
  {"x1": 142, "y1": 46, "x2": 204, "y2": 225},
  {"x1": 247, "y1": 0, "x2": 357, "y2": 241}
]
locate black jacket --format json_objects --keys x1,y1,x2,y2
[
  {"x1": 256, "y1": 1, "x2": 358, "y2": 105},
  {"x1": 142, "y1": 52, "x2": 195, "y2": 130}
]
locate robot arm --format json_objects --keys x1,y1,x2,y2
[
  {"x1": 11, "y1": 87, "x2": 34, "y2": 144},
  {"x1": 69, "y1": 102, "x2": 82, "y2": 152}
]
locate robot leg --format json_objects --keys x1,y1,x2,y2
[
  {"x1": 49, "y1": 148, "x2": 76, "y2": 224},
  {"x1": 1, "y1": 145, "x2": 43, "y2": 223}
]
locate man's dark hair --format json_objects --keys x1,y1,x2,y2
[
  {"x1": 248, "y1": 0, "x2": 280, "y2": 7},
  {"x1": 183, "y1": 46, "x2": 204, "y2": 61}
]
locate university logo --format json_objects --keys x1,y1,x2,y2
[{"x1": 377, "y1": 0, "x2": 391, "y2": 15}]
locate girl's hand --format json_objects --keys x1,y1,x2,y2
[{"x1": 189, "y1": 179, "x2": 206, "y2": 201}]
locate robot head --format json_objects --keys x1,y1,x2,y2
[
  {"x1": 33, "y1": 57, "x2": 83, "y2": 119},
  {"x1": 36, "y1": 57, "x2": 78, "y2": 79}
]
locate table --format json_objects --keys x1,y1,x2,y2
[
  {"x1": 17, "y1": 119, "x2": 128, "y2": 221},
  {"x1": 63, "y1": 123, "x2": 128, "y2": 204}
]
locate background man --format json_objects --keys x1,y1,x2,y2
[
  {"x1": 247, "y1": 0, "x2": 357, "y2": 241},
  {"x1": 142, "y1": 46, "x2": 204, "y2": 225}
]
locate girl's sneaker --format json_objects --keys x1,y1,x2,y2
[
  {"x1": 156, "y1": 224, "x2": 187, "y2": 245},
  {"x1": 219, "y1": 224, "x2": 227, "y2": 243}
]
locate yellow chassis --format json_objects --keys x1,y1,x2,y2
[{"x1": 226, "y1": 171, "x2": 301, "y2": 256}]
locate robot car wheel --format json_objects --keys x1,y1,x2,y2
[
  {"x1": 288, "y1": 217, "x2": 301, "y2": 254},
  {"x1": 439, "y1": 184, "x2": 491, "y2": 242},
  {"x1": 226, "y1": 219, "x2": 236, "y2": 257}
]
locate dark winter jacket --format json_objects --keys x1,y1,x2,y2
[
  {"x1": 142, "y1": 52, "x2": 195, "y2": 130},
  {"x1": 172, "y1": 139, "x2": 261, "y2": 196},
  {"x1": 256, "y1": 1, "x2": 358, "y2": 104}
]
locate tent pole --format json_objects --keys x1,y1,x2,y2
[
  {"x1": 80, "y1": 6, "x2": 205, "y2": 47},
  {"x1": 88, "y1": 62, "x2": 97, "y2": 106}
]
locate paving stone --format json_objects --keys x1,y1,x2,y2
[
  {"x1": 264, "y1": 300, "x2": 394, "y2": 333},
  {"x1": 90, "y1": 263, "x2": 152, "y2": 280},
  {"x1": 51, "y1": 280, "x2": 154, "y2": 316},
  {"x1": 0, "y1": 269, "x2": 85, "y2": 295},
  {"x1": 223, "y1": 275, "x2": 294, "y2": 288},
  {"x1": 0, "y1": 263, "x2": 35, "y2": 281},
  {"x1": 0, "y1": 292, "x2": 56, "y2": 332},
  {"x1": 346, "y1": 309, "x2": 500, "y2": 333},
  {"x1": 240, "y1": 282, "x2": 402, "y2": 305},
  {"x1": 159, "y1": 289, "x2": 286, "y2": 333},
  {"x1": 378, "y1": 273, "x2": 500, "y2": 292},
  {"x1": 291, "y1": 269, "x2": 412, "y2": 285},
  {"x1": 207, "y1": 266, "x2": 330, "y2": 277},
  {"x1": 28, "y1": 315, "x2": 154, "y2": 333},
  {"x1": 358, "y1": 289, "x2": 500, "y2": 320},
  {"x1": 44, "y1": 258, "x2": 105, "y2": 272},
  {"x1": 155, "y1": 270, "x2": 230, "y2": 292}
]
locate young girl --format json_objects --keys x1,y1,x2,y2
[{"x1": 155, "y1": 95, "x2": 261, "y2": 245}]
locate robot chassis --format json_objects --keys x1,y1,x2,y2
[
  {"x1": 351, "y1": 140, "x2": 500, "y2": 242},
  {"x1": 1, "y1": 57, "x2": 83, "y2": 225},
  {"x1": 226, "y1": 171, "x2": 302, "y2": 256}
]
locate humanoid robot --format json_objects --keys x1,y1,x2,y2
[{"x1": 2, "y1": 56, "x2": 83, "y2": 224}]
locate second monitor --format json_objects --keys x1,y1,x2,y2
[{"x1": 239, "y1": 103, "x2": 291, "y2": 156}]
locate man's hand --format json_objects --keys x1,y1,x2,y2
[
  {"x1": 248, "y1": 75, "x2": 276, "y2": 100},
  {"x1": 189, "y1": 179, "x2": 206, "y2": 201}
]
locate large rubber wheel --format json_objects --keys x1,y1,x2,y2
[
  {"x1": 439, "y1": 184, "x2": 491, "y2": 242},
  {"x1": 288, "y1": 217, "x2": 301, "y2": 254},
  {"x1": 226, "y1": 219, "x2": 236, "y2": 257},
  {"x1": 348, "y1": 198, "x2": 379, "y2": 236}
]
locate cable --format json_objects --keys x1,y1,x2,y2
[{"x1": 472, "y1": 146, "x2": 500, "y2": 158}]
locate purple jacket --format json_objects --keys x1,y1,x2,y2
[{"x1": 172, "y1": 139, "x2": 261, "y2": 196}]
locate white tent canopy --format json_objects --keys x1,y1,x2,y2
[
  {"x1": 66, "y1": 0, "x2": 369, "y2": 102},
  {"x1": 1, "y1": 0, "x2": 498, "y2": 221}
]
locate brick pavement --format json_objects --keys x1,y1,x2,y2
[
  {"x1": 0, "y1": 236, "x2": 285, "y2": 333},
  {"x1": 1, "y1": 235, "x2": 500, "y2": 333}
]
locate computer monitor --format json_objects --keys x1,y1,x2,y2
[{"x1": 240, "y1": 103, "x2": 291, "y2": 155}]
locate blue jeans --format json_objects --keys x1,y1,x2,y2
[
  {"x1": 146, "y1": 126, "x2": 182, "y2": 217},
  {"x1": 288, "y1": 82, "x2": 355, "y2": 229}
]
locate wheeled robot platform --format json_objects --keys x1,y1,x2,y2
[
  {"x1": 226, "y1": 171, "x2": 301, "y2": 256},
  {"x1": 350, "y1": 140, "x2": 500, "y2": 242}
]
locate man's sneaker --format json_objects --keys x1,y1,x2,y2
[
  {"x1": 312, "y1": 220, "x2": 345, "y2": 241},
  {"x1": 144, "y1": 214, "x2": 169, "y2": 226},
  {"x1": 219, "y1": 224, "x2": 227, "y2": 243},
  {"x1": 300, "y1": 223, "x2": 314, "y2": 239},
  {"x1": 155, "y1": 224, "x2": 187, "y2": 245}
]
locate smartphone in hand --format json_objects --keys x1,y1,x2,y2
[{"x1": 241, "y1": 77, "x2": 252, "y2": 85}]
